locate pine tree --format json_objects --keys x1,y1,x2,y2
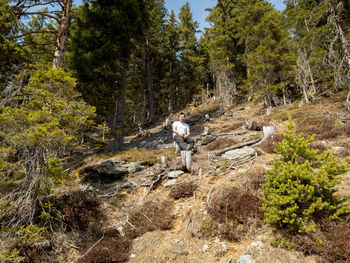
[
  {"x1": 233, "y1": 0, "x2": 294, "y2": 106},
  {"x1": 262, "y1": 118, "x2": 350, "y2": 233},
  {"x1": 178, "y1": 2, "x2": 201, "y2": 108},
  {"x1": 69, "y1": 0, "x2": 143, "y2": 150},
  {"x1": 164, "y1": 10, "x2": 180, "y2": 112},
  {"x1": 205, "y1": 0, "x2": 246, "y2": 108}
]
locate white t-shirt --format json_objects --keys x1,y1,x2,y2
[{"x1": 172, "y1": 121, "x2": 190, "y2": 138}]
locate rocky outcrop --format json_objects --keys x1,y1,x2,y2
[{"x1": 83, "y1": 160, "x2": 145, "y2": 183}]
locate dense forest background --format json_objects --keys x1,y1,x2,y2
[
  {"x1": 1, "y1": 0, "x2": 350, "y2": 261},
  {"x1": 1, "y1": 0, "x2": 350, "y2": 151}
]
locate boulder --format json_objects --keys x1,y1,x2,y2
[
  {"x1": 168, "y1": 170, "x2": 184, "y2": 179},
  {"x1": 222, "y1": 147, "x2": 256, "y2": 161},
  {"x1": 83, "y1": 160, "x2": 144, "y2": 183},
  {"x1": 164, "y1": 179, "x2": 178, "y2": 187}
]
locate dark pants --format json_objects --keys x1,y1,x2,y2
[{"x1": 174, "y1": 135, "x2": 194, "y2": 150}]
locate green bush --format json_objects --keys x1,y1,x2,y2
[
  {"x1": 0, "y1": 68, "x2": 97, "y2": 228},
  {"x1": 261, "y1": 117, "x2": 350, "y2": 233}
]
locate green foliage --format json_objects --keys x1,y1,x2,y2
[
  {"x1": 0, "y1": 68, "x2": 97, "y2": 226},
  {"x1": 262, "y1": 117, "x2": 350, "y2": 233},
  {"x1": 17, "y1": 224, "x2": 46, "y2": 246},
  {"x1": 0, "y1": 248, "x2": 24, "y2": 263}
]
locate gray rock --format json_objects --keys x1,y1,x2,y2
[
  {"x1": 240, "y1": 255, "x2": 255, "y2": 263},
  {"x1": 121, "y1": 182, "x2": 137, "y2": 188},
  {"x1": 222, "y1": 147, "x2": 256, "y2": 160},
  {"x1": 124, "y1": 161, "x2": 144, "y2": 173},
  {"x1": 139, "y1": 141, "x2": 148, "y2": 147},
  {"x1": 164, "y1": 179, "x2": 178, "y2": 187},
  {"x1": 168, "y1": 171, "x2": 184, "y2": 178}
]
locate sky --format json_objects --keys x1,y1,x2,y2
[{"x1": 164, "y1": 0, "x2": 286, "y2": 34}]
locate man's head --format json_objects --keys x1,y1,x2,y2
[{"x1": 179, "y1": 112, "x2": 185, "y2": 123}]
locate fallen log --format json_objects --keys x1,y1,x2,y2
[{"x1": 214, "y1": 139, "x2": 260, "y2": 156}]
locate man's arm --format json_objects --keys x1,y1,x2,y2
[
  {"x1": 173, "y1": 123, "x2": 183, "y2": 137},
  {"x1": 184, "y1": 125, "x2": 190, "y2": 139}
]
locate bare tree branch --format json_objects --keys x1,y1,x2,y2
[{"x1": 7, "y1": 30, "x2": 58, "y2": 40}]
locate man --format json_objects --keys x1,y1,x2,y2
[{"x1": 172, "y1": 112, "x2": 194, "y2": 151}]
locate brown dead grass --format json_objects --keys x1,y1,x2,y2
[
  {"x1": 77, "y1": 231, "x2": 131, "y2": 263},
  {"x1": 257, "y1": 134, "x2": 284, "y2": 154},
  {"x1": 285, "y1": 219, "x2": 350, "y2": 263},
  {"x1": 62, "y1": 191, "x2": 105, "y2": 233},
  {"x1": 169, "y1": 181, "x2": 197, "y2": 200},
  {"x1": 205, "y1": 137, "x2": 237, "y2": 151},
  {"x1": 207, "y1": 186, "x2": 263, "y2": 241},
  {"x1": 113, "y1": 148, "x2": 177, "y2": 166},
  {"x1": 246, "y1": 167, "x2": 266, "y2": 190},
  {"x1": 221, "y1": 121, "x2": 244, "y2": 132},
  {"x1": 124, "y1": 199, "x2": 174, "y2": 239}
]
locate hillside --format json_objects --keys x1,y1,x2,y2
[{"x1": 14, "y1": 92, "x2": 349, "y2": 263}]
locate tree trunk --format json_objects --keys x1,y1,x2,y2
[
  {"x1": 168, "y1": 60, "x2": 174, "y2": 112},
  {"x1": 327, "y1": 0, "x2": 350, "y2": 111},
  {"x1": 52, "y1": 0, "x2": 72, "y2": 69},
  {"x1": 108, "y1": 71, "x2": 127, "y2": 151},
  {"x1": 145, "y1": 35, "x2": 155, "y2": 122}
]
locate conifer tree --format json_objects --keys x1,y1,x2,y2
[
  {"x1": 164, "y1": 10, "x2": 180, "y2": 112},
  {"x1": 205, "y1": 0, "x2": 246, "y2": 107},
  {"x1": 69, "y1": 0, "x2": 143, "y2": 150},
  {"x1": 233, "y1": 0, "x2": 294, "y2": 106},
  {"x1": 178, "y1": 2, "x2": 201, "y2": 108}
]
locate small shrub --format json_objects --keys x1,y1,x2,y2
[
  {"x1": 62, "y1": 191, "x2": 105, "y2": 233},
  {"x1": 258, "y1": 134, "x2": 283, "y2": 153},
  {"x1": 207, "y1": 186, "x2": 263, "y2": 241},
  {"x1": 262, "y1": 118, "x2": 350, "y2": 233},
  {"x1": 285, "y1": 219, "x2": 350, "y2": 262},
  {"x1": 124, "y1": 199, "x2": 174, "y2": 239},
  {"x1": 246, "y1": 167, "x2": 266, "y2": 190},
  {"x1": 169, "y1": 181, "x2": 197, "y2": 199},
  {"x1": 205, "y1": 138, "x2": 236, "y2": 151},
  {"x1": 77, "y1": 233, "x2": 131, "y2": 263},
  {"x1": 208, "y1": 187, "x2": 263, "y2": 223}
]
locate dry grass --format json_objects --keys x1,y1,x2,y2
[
  {"x1": 190, "y1": 100, "x2": 220, "y2": 115},
  {"x1": 284, "y1": 219, "x2": 350, "y2": 263},
  {"x1": 77, "y1": 231, "x2": 131, "y2": 263},
  {"x1": 257, "y1": 134, "x2": 284, "y2": 154},
  {"x1": 206, "y1": 186, "x2": 263, "y2": 241},
  {"x1": 124, "y1": 199, "x2": 174, "y2": 239},
  {"x1": 221, "y1": 121, "x2": 244, "y2": 132},
  {"x1": 61, "y1": 191, "x2": 105, "y2": 233},
  {"x1": 205, "y1": 137, "x2": 237, "y2": 151},
  {"x1": 295, "y1": 116, "x2": 350, "y2": 140},
  {"x1": 113, "y1": 148, "x2": 177, "y2": 166},
  {"x1": 169, "y1": 181, "x2": 197, "y2": 200}
]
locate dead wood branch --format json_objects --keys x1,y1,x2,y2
[
  {"x1": 78, "y1": 233, "x2": 105, "y2": 260},
  {"x1": 215, "y1": 139, "x2": 260, "y2": 156},
  {"x1": 142, "y1": 171, "x2": 166, "y2": 199},
  {"x1": 214, "y1": 131, "x2": 247, "y2": 137}
]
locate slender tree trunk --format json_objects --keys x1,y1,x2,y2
[
  {"x1": 108, "y1": 71, "x2": 126, "y2": 151},
  {"x1": 168, "y1": 60, "x2": 174, "y2": 112},
  {"x1": 145, "y1": 35, "x2": 155, "y2": 122},
  {"x1": 52, "y1": 0, "x2": 72, "y2": 69},
  {"x1": 327, "y1": 0, "x2": 350, "y2": 110}
]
